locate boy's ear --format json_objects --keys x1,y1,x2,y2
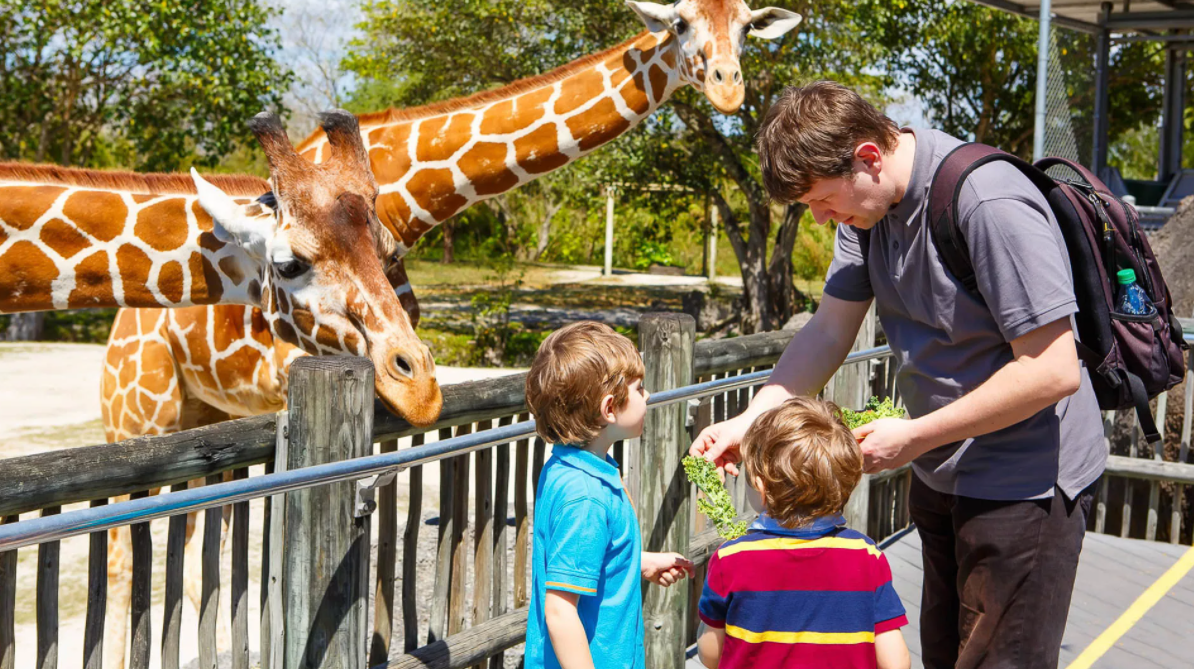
[{"x1": 600, "y1": 394, "x2": 618, "y2": 424}]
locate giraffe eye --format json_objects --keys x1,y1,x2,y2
[
  {"x1": 673, "y1": 18, "x2": 687, "y2": 35},
  {"x1": 274, "y1": 258, "x2": 309, "y2": 280}
]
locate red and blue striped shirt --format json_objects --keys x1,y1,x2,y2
[{"x1": 698, "y1": 515, "x2": 907, "y2": 668}]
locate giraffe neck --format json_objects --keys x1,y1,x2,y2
[
  {"x1": 299, "y1": 31, "x2": 684, "y2": 252},
  {"x1": 0, "y1": 175, "x2": 265, "y2": 313}
]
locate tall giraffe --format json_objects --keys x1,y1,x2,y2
[{"x1": 97, "y1": 3, "x2": 801, "y2": 664}]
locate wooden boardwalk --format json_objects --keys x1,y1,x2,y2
[{"x1": 686, "y1": 529, "x2": 1194, "y2": 669}]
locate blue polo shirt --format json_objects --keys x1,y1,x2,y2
[{"x1": 524, "y1": 446, "x2": 644, "y2": 669}]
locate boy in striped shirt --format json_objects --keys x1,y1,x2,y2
[{"x1": 697, "y1": 397, "x2": 910, "y2": 669}]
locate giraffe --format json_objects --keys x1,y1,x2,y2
[{"x1": 96, "y1": 3, "x2": 801, "y2": 664}]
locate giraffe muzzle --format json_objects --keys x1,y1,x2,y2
[
  {"x1": 704, "y1": 59, "x2": 745, "y2": 114},
  {"x1": 375, "y1": 341, "x2": 443, "y2": 427}
]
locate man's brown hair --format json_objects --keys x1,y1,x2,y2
[
  {"x1": 756, "y1": 80, "x2": 900, "y2": 203},
  {"x1": 525, "y1": 321, "x2": 645, "y2": 445},
  {"x1": 741, "y1": 396, "x2": 863, "y2": 529}
]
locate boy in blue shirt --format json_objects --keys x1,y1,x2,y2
[{"x1": 524, "y1": 321, "x2": 695, "y2": 669}]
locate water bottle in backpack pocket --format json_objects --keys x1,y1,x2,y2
[{"x1": 1113, "y1": 269, "x2": 1156, "y2": 318}]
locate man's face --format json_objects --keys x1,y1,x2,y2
[{"x1": 797, "y1": 143, "x2": 896, "y2": 230}]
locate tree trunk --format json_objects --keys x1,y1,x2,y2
[
  {"x1": 5, "y1": 312, "x2": 46, "y2": 341},
  {"x1": 441, "y1": 218, "x2": 455, "y2": 264},
  {"x1": 766, "y1": 204, "x2": 806, "y2": 327},
  {"x1": 535, "y1": 201, "x2": 562, "y2": 261}
]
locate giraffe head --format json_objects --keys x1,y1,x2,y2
[
  {"x1": 192, "y1": 110, "x2": 443, "y2": 426},
  {"x1": 626, "y1": 0, "x2": 802, "y2": 114}
]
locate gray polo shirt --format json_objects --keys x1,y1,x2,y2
[{"x1": 824, "y1": 128, "x2": 1105, "y2": 501}]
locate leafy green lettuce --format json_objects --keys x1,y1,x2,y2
[
  {"x1": 839, "y1": 396, "x2": 906, "y2": 430},
  {"x1": 683, "y1": 455, "x2": 748, "y2": 540}
]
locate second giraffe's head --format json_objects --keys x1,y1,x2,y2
[
  {"x1": 191, "y1": 110, "x2": 443, "y2": 426},
  {"x1": 627, "y1": 0, "x2": 802, "y2": 114}
]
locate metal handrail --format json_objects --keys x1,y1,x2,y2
[{"x1": 0, "y1": 346, "x2": 892, "y2": 551}]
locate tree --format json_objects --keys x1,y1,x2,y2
[{"x1": 0, "y1": 0, "x2": 292, "y2": 172}]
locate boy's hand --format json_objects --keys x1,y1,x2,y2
[{"x1": 641, "y1": 551, "x2": 695, "y2": 587}]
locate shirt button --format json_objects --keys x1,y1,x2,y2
[{"x1": 893, "y1": 240, "x2": 900, "y2": 250}]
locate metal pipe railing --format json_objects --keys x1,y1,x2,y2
[{"x1": 0, "y1": 345, "x2": 892, "y2": 551}]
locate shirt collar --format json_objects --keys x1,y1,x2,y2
[
  {"x1": 749, "y1": 513, "x2": 846, "y2": 538},
  {"x1": 887, "y1": 126, "x2": 935, "y2": 225},
  {"x1": 552, "y1": 446, "x2": 624, "y2": 490}
]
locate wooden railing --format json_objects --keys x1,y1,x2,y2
[{"x1": 0, "y1": 313, "x2": 1191, "y2": 669}]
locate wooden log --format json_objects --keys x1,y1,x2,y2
[
  {"x1": 37, "y1": 506, "x2": 60, "y2": 669},
  {"x1": 636, "y1": 313, "x2": 695, "y2": 669},
  {"x1": 513, "y1": 418, "x2": 530, "y2": 611},
  {"x1": 283, "y1": 357, "x2": 374, "y2": 669},
  {"x1": 83, "y1": 499, "x2": 108, "y2": 669},
  {"x1": 199, "y1": 475, "x2": 221, "y2": 669},
  {"x1": 428, "y1": 427, "x2": 455, "y2": 644},
  {"x1": 371, "y1": 439, "x2": 400, "y2": 668},
  {"x1": 162, "y1": 483, "x2": 187, "y2": 669},
  {"x1": 489, "y1": 417, "x2": 512, "y2": 669},
  {"x1": 0, "y1": 516, "x2": 14, "y2": 669},
  {"x1": 448, "y1": 424, "x2": 473, "y2": 637},
  {"x1": 386, "y1": 609, "x2": 529, "y2": 669},
  {"x1": 472, "y1": 419, "x2": 495, "y2": 669},
  {"x1": 402, "y1": 433, "x2": 425, "y2": 653},
  {"x1": 232, "y1": 469, "x2": 250, "y2": 669}
]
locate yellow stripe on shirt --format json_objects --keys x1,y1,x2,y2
[
  {"x1": 716, "y1": 536, "x2": 881, "y2": 559},
  {"x1": 545, "y1": 581, "x2": 597, "y2": 594},
  {"x1": 725, "y1": 625, "x2": 875, "y2": 645}
]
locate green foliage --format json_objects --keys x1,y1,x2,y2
[
  {"x1": 839, "y1": 396, "x2": 906, "y2": 430},
  {"x1": 683, "y1": 455, "x2": 748, "y2": 540},
  {"x1": 792, "y1": 215, "x2": 837, "y2": 281},
  {"x1": 0, "y1": 0, "x2": 292, "y2": 170},
  {"x1": 469, "y1": 256, "x2": 527, "y2": 366}
]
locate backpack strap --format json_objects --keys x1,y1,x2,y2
[{"x1": 926, "y1": 144, "x2": 1057, "y2": 294}]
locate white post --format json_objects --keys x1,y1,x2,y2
[
  {"x1": 707, "y1": 202, "x2": 718, "y2": 282},
  {"x1": 1032, "y1": 0, "x2": 1052, "y2": 162},
  {"x1": 604, "y1": 187, "x2": 615, "y2": 277}
]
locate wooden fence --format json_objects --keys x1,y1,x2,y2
[{"x1": 0, "y1": 313, "x2": 1191, "y2": 669}]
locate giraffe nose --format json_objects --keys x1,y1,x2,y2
[
  {"x1": 711, "y1": 66, "x2": 741, "y2": 85},
  {"x1": 704, "y1": 60, "x2": 745, "y2": 113},
  {"x1": 391, "y1": 353, "x2": 414, "y2": 380}
]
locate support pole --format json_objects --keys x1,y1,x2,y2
[
  {"x1": 1159, "y1": 41, "x2": 1187, "y2": 184},
  {"x1": 1033, "y1": 0, "x2": 1053, "y2": 162},
  {"x1": 283, "y1": 357, "x2": 374, "y2": 669},
  {"x1": 604, "y1": 187, "x2": 615, "y2": 277},
  {"x1": 635, "y1": 313, "x2": 695, "y2": 669},
  {"x1": 1091, "y1": 3, "x2": 1113, "y2": 179}
]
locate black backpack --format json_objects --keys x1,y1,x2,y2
[{"x1": 925, "y1": 143, "x2": 1187, "y2": 443}]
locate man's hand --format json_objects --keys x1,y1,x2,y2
[
  {"x1": 854, "y1": 418, "x2": 925, "y2": 474},
  {"x1": 688, "y1": 414, "x2": 753, "y2": 477},
  {"x1": 641, "y1": 552, "x2": 695, "y2": 587}
]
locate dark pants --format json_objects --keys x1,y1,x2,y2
[{"x1": 909, "y1": 475, "x2": 1096, "y2": 669}]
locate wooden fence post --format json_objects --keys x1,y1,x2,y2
[
  {"x1": 834, "y1": 306, "x2": 877, "y2": 533},
  {"x1": 636, "y1": 313, "x2": 695, "y2": 669},
  {"x1": 283, "y1": 357, "x2": 374, "y2": 669}
]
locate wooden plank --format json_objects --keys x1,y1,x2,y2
[
  {"x1": 472, "y1": 419, "x2": 494, "y2": 669},
  {"x1": 371, "y1": 439, "x2": 400, "y2": 668},
  {"x1": 637, "y1": 313, "x2": 695, "y2": 669},
  {"x1": 0, "y1": 516, "x2": 14, "y2": 669},
  {"x1": 1148, "y1": 392, "x2": 1168, "y2": 541},
  {"x1": 1096, "y1": 411, "x2": 1114, "y2": 534},
  {"x1": 531, "y1": 437, "x2": 546, "y2": 500},
  {"x1": 428, "y1": 427, "x2": 455, "y2": 644},
  {"x1": 162, "y1": 484, "x2": 188, "y2": 669},
  {"x1": 489, "y1": 417, "x2": 512, "y2": 669},
  {"x1": 386, "y1": 609, "x2": 529, "y2": 669},
  {"x1": 83, "y1": 499, "x2": 107, "y2": 669},
  {"x1": 231, "y1": 469, "x2": 250, "y2": 669},
  {"x1": 260, "y1": 461, "x2": 273, "y2": 669},
  {"x1": 129, "y1": 491, "x2": 152, "y2": 669},
  {"x1": 1106, "y1": 455, "x2": 1194, "y2": 485},
  {"x1": 36, "y1": 506, "x2": 60, "y2": 669},
  {"x1": 1177, "y1": 347, "x2": 1194, "y2": 544},
  {"x1": 199, "y1": 476, "x2": 221, "y2": 669},
  {"x1": 403, "y1": 433, "x2": 425, "y2": 653},
  {"x1": 837, "y1": 305, "x2": 877, "y2": 532},
  {"x1": 283, "y1": 357, "x2": 374, "y2": 669},
  {"x1": 448, "y1": 424, "x2": 473, "y2": 637},
  {"x1": 513, "y1": 418, "x2": 530, "y2": 611}
]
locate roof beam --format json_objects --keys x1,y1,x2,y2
[
  {"x1": 1106, "y1": 10, "x2": 1194, "y2": 30},
  {"x1": 968, "y1": 0, "x2": 1100, "y2": 33}
]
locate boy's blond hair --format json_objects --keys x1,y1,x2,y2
[
  {"x1": 741, "y1": 396, "x2": 863, "y2": 528},
  {"x1": 525, "y1": 321, "x2": 644, "y2": 445}
]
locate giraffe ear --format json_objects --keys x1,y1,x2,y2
[
  {"x1": 625, "y1": 1, "x2": 677, "y2": 33},
  {"x1": 191, "y1": 168, "x2": 274, "y2": 260},
  {"x1": 748, "y1": 7, "x2": 802, "y2": 40}
]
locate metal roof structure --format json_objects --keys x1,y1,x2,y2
[{"x1": 970, "y1": 1, "x2": 1194, "y2": 35}]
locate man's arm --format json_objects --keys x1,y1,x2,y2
[
  {"x1": 857, "y1": 316, "x2": 1081, "y2": 472},
  {"x1": 690, "y1": 295, "x2": 872, "y2": 473},
  {"x1": 545, "y1": 590, "x2": 595, "y2": 669}
]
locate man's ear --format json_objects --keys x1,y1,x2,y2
[
  {"x1": 625, "y1": 1, "x2": 678, "y2": 33},
  {"x1": 854, "y1": 142, "x2": 884, "y2": 173},
  {"x1": 192, "y1": 168, "x2": 274, "y2": 260},
  {"x1": 748, "y1": 7, "x2": 802, "y2": 40}
]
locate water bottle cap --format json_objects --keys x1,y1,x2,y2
[{"x1": 1117, "y1": 269, "x2": 1137, "y2": 285}]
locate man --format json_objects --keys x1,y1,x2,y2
[{"x1": 690, "y1": 81, "x2": 1105, "y2": 669}]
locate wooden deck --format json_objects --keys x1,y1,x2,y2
[{"x1": 686, "y1": 529, "x2": 1194, "y2": 669}]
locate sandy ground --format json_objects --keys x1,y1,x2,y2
[{"x1": 0, "y1": 342, "x2": 525, "y2": 669}]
